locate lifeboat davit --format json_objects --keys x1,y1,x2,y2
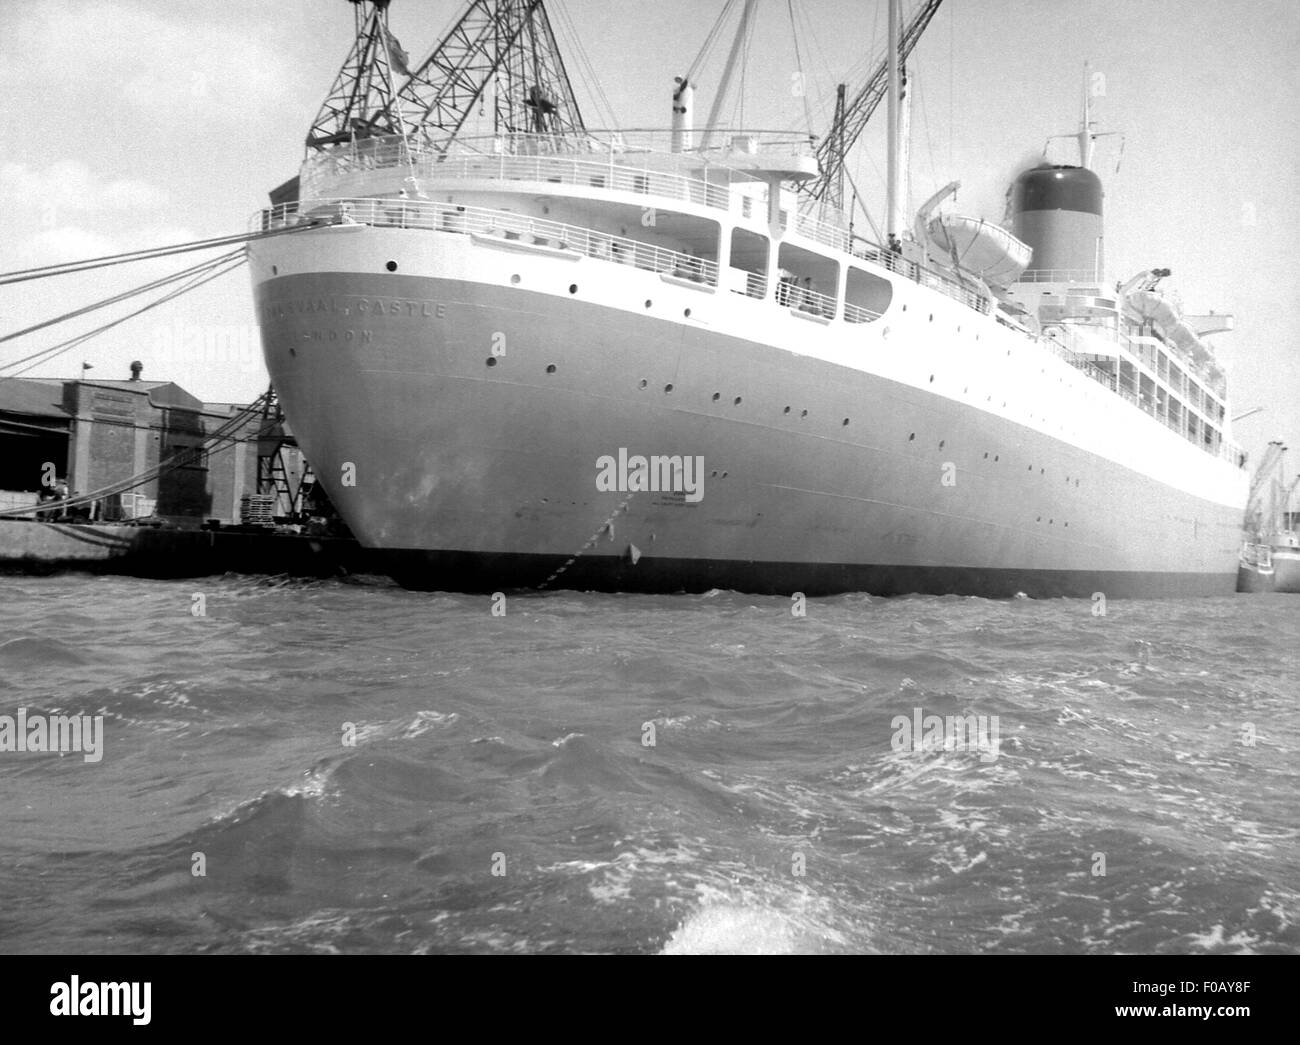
[
  {"x1": 926, "y1": 214, "x2": 1032, "y2": 286},
  {"x1": 1124, "y1": 289, "x2": 1214, "y2": 368}
]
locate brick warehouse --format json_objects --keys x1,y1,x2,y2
[{"x1": 0, "y1": 363, "x2": 307, "y2": 523}]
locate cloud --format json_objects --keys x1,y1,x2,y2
[{"x1": 3, "y1": 2, "x2": 294, "y2": 131}]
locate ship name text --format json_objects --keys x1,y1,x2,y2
[{"x1": 262, "y1": 296, "x2": 447, "y2": 321}]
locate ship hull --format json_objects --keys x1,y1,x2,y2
[
  {"x1": 1271, "y1": 548, "x2": 1300, "y2": 594},
  {"x1": 250, "y1": 231, "x2": 1243, "y2": 598}
]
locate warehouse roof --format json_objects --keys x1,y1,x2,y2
[{"x1": 0, "y1": 378, "x2": 70, "y2": 420}]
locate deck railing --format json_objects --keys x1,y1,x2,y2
[
  {"x1": 777, "y1": 282, "x2": 837, "y2": 319},
  {"x1": 257, "y1": 197, "x2": 719, "y2": 287},
  {"x1": 1017, "y1": 268, "x2": 1101, "y2": 284},
  {"x1": 843, "y1": 302, "x2": 883, "y2": 324}
]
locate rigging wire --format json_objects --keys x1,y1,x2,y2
[
  {"x1": 0, "y1": 248, "x2": 245, "y2": 348},
  {"x1": 550, "y1": 0, "x2": 618, "y2": 129},
  {"x1": 685, "y1": 0, "x2": 740, "y2": 86},
  {"x1": 0, "y1": 223, "x2": 306, "y2": 287},
  {"x1": 1, "y1": 253, "x2": 246, "y2": 379}
]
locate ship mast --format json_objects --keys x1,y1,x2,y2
[
  {"x1": 1046, "y1": 61, "x2": 1124, "y2": 171},
  {"x1": 885, "y1": 0, "x2": 902, "y2": 240},
  {"x1": 698, "y1": 0, "x2": 759, "y2": 152},
  {"x1": 805, "y1": 0, "x2": 943, "y2": 211}
]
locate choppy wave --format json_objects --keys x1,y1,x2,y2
[{"x1": 0, "y1": 577, "x2": 1297, "y2": 953}]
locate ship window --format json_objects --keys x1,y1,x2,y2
[
  {"x1": 845, "y1": 267, "x2": 892, "y2": 323},
  {"x1": 777, "y1": 243, "x2": 838, "y2": 318},
  {"x1": 728, "y1": 228, "x2": 769, "y2": 299}
]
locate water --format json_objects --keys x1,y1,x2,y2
[{"x1": 0, "y1": 574, "x2": 1296, "y2": 954}]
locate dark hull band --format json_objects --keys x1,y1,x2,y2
[{"x1": 380, "y1": 547, "x2": 1234, "y2": 599}]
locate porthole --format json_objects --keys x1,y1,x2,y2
[
  {"x1": 800, "y1": 409, "x2": 808, "y2": 418},
  {"x1": 908, "y1": 433, "x2": 915, "y2": 441},
  {"x1": 712, "y1": 392, "x2": 721, "y2": 402},
  {"x1": 511, "y1": 274, "x2": 521, "y2": 284},
  {"x1": 486, "y1": 357, "x2": 498, "y2": 367},
  {"x1": 929, "y1": 375, "x2": 935, "y2": 383},
  {"x1": 569, "y1": 283, "x2": 578, "y2": 294},
  {"x1": 639, "y1": 379, "x2": 648, "y2": 389},
  {"x1": 842, "y1": 418, "x2": 850, "y2": 426},
  {"x1": 545, "y1": 364, "x2": 557, "y2": 374},
  {"x1": 386, "y1": 261, "x2": 398, "y2": 272},
  {"x1": 939, "y1": 440, "x2": 945, "y2": 448},
  {"x1": 271, "y1": 264, "x2": 278, "y2": 275},
  {"x1": 645, "y1": 299, "x2": 653, "y2": 309},
  {"x1": 783, "y1": 406, "x2": 791, "y2": 414},
  {"x1": 684, "y1": 308, "x2": 692, "y2": 318},
  {"x1": 734, "y1": 396, "x2": 743, "y2": 406},
  {"x1": 664, "y1": 383, "x2": 673, "y2": 393}
]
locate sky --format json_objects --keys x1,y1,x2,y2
[{"x1": 0, "y1": 0, "x2": 1296, "y2": 467}]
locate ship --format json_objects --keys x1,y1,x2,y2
[
  {"x1": 1239, "y1": 439, "x2": 1300, "y2": 593},
  {"x1": 247, "y1": 0, "x2": 1248, "y2": 597}
]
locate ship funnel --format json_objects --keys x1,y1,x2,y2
[
  {"x1": 1010, "y1": 163, "x2": 1104, "y2": 282},
  {"x1": 671, "y1": 76, "x2": 694, "y2": 152}
]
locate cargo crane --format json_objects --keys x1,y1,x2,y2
[
  {"x1": 306, "y1": 0, "x2": 584, "y2": 158},
  {"x1": 1245, "y1": 440, "x2": 1287, "y2": 537},
  {"x1": 392, "y1": 0, "x2": 584, "y2": 150}
]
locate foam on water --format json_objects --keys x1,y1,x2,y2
[{"x1": 1, "y1": 577, "x2": 1297, "y2": 953}]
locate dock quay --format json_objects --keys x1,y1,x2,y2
[{"x1": 0, "y1": 518, "x2": 376, "y2": 579}]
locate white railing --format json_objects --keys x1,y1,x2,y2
[
  {"x1": 843, "y1": 302, "x2": 883, "y2": 324},
  {"x1": 255, "y1": 197, "x2": 718, "y2": 287},
  {"x1": 1035, "y1": 332, "x2": 1243, "y2": 467},
  {"x1": 853, "y1": 245, "x2": 990, "y2": 314},
  {"x1": 306, "y1": 128, "x2": 814, "y2": 170},
  {"x1": 304, "y1": 147, "x2": 733, "y2": 213},
  {"x1": 301, "y1": 129, "x2": 813, "y2": 210},
  {"x1": 794, "y1": 210, "x2": 851, "y2": 253},
  {"x1": 1017, "y1": 269, "x2": 1101, "y2": 283},
  {"x1": 777, "y1": 282, "x2": 837, "y2": 319},
  {"x1": 727, "y1": 271, "x2": 767, "y2": 300}
]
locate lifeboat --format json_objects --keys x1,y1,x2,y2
[
  {"x1": 1124, "y1": 289, "x2": 1214, "y2": 368},
  {"x1": 926, "y1": 214, "x2": 1032, "y2": 286}
]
